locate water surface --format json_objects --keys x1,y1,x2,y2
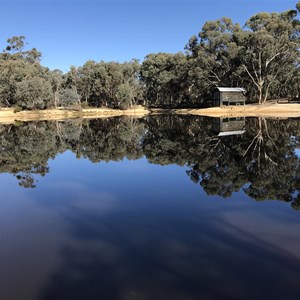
[{"x1": 0, "y1": 115, "x2": 300, "y2": 300}]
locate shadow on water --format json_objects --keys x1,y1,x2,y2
[{"x1": 38, "y1": 206, "x2": 300, "y2": 300}]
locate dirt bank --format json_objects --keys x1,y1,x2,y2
[
  {"x1": 175, "y1": 103, "x2": 300, "y2": 118},
  {"x1": 0, "y1": 106, "x2": 150, "y2": 124},
  {"x1": 0, "y1": 103, "x2": 299, "y2": 124}
]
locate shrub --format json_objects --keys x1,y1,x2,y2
[
  {"x1": 60, "y1": 88, "x2": 80, "y2": 107},
  {"x1": 15, "y1": 77, "x2": 53, "y2": 110},
  {"x1": 13, "y1": 106, "x2": 22, "y2": 113}
]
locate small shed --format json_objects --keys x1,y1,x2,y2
[{"x1": 212, "y1": 87, "x2": 246, "y2": 107}]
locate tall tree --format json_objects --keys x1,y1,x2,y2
[
  {"x1": 185, "y1": 17, "x2": 244, "y2": 105},
  {"x1": 140, "y1": 52, "x2": 189, "y2": 107},
  {"x1": 239, "y1": 9, "x2": 300, "y2": 103}
]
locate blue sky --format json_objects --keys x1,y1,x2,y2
[{"x1": 0, "y1": 1, "x2": 297, "y2": 71}]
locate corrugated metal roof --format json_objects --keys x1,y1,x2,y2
[{"x1": 216, "y1": 87, "x2": 246, "y2": 92}]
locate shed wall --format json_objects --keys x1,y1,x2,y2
[{"x1": 220, "y1": 92, "x2": 245, "y2": 102}]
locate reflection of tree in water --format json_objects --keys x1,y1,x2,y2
[
  {"x1": 143, "y1": 114, "x2": 213, "y2": 166},
  {"x1": 0, "y1": 117, "x2": 144, "y2": 188},
  {"x1": 142, "y1": 115, "x2": 300, "y2": 209},
  {"x1": 0, "y1": 115, "x2": 300, "y2": 209},
  {"x1": 74, "y1": 117, "x2": 144, "y2": 162},
  {"x1": 15, "y1": 165, "x2": 49, "y2": 188},
  {"x1": 0, "y1": 121, "x2": 57, "y2": 188},
  {"x1": 242, "y1": 118, "x2": 299, "y2": 202}
]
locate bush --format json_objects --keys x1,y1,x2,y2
[
  {"x1": 13, "y1": 106, "x2": 22, "y2": 113},
  {"x1": 15, "y1": 77, "x2": 53, "y2": 110},
  {"x1": 60, "y1": 88, "x2": 80, "y2": 107},
  {"x1": 80, "y1": 101, "x2": 89, "y2": 108}
]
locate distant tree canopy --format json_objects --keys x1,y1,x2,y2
[{"x1": 0, "y1": 2, "x2": 299, "y2": 109}]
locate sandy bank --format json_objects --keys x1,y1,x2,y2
[
  {"x1": 175, "y1": 103, "x2": 300, "y2": 118},
  {"x1": 0, "y1": 103, "x2": 300, "y2": 124},
  {"x1": 0, "y1": 106, "x2": 150, "y2": 124}
]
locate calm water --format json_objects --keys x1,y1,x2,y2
[{"x1": 1, "y1": 115, "x2": 300, "y2": 300}]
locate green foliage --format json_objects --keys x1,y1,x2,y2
[
  {"x1": 183, "y1": 17, "x2": 244, "y2": 106},
  {"x1": 4, "y1": 36, "x2": 42, "y2": 63},
  {"x1": 140, "y1": 3, "x2": 300, "y2": 107},
  {"x1": 0, "y1": 36, "x2": 52, "y2": 108},
  {"x1": 116, "y1": 83, "x2": 134, "y2": 109},
  {"x1": 59, "y1": 88, "x2": 80, "y2": 107},
  {"x1": 5, "y1": 36, "x2": 26, "y2": 53},
  {"x1": 15, "y1": 77, "x2": 53, "y2": 110},
  {"x1": 80, "y1": 101, "x2": 90, "y2": 108},
  {"x1": 0, "y1": 1, "x2": 300, "y2": 110},
  {"x1": 240, "y1": 10, "x2": 300, "y2": 102},
  {"x1": 72, "y1": 60, "x2": 141, "y2": 108},
  {"x1": 140, "y1": 52, "x2": 190, "y2": 107},
  {"x1": 49, "y1": 69, "x2": 64, "y2": 108},
  {"x1": 180, "y1": 3, "x2": 300, "y2": 105}
]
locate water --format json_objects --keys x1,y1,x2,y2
[{"x1": 0, "y1": 115, "x2": 300, "y2": 300}]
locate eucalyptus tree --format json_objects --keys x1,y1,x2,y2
[
  {"x1": 240, "y1": 9, "x2": 300, "y2": 103},
  {"x1": 185, "y1": 17, "x2": 244, "y2": 105},
  {"x1": 49, "y1": 69, "x2": 64, "y2": 108},
  {"x1": 185, "y1": 3, "x2": 300, "y2": 104},
  {"x1": 74, "y1": 60, "x2": 141, "y2": 108},
  {"x1": 140, "y1": 52, "x2": 189, "y2": 107},
  {"x1": 268, "y1": 64, "x2": 300, "y2": 99},
  {"x1": 0, "y1": 57, "x2": 51, "y2": 108},
  {"x1": 15, "y1": 77, "x2": 53, "y2": 109},
  {"x1": 63, "y1": 65, "x2": 80, "y2": 100},
  {"x1": 59, "y1": 88, "x2": 81, "y2": 107},
  {"x1": 76, "y1": 60, "x2": 99, "y2": 105},
  {"x1": 3, "y1": 35, "x2": 42, "y2": 63},
  {"x1": 119, "y1": 59, "x2": 142, "y2": 106},
  {"x1": 0, "y1": 36, "x2": 52, "y2": 109},
  {"x1": 116, "y1": 83, "x2": 134, "y2": 109},
  {"x1": 187, "y1": 18, "x2": 242, "y2": 86},
  {"x1": 4, "y1": 36, "x2": 26, "y2": 54}
]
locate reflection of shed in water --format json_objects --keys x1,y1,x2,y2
[
  {"x1": 212, "y1": 87, "x2": 246, "y2": 106},
  {"x1": 213, "y1": 117, "x2": 245, "y2": 136}
]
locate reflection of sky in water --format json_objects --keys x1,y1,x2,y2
[{"x1": 0, "y1": 151, "x2": 300, "y2": 300}]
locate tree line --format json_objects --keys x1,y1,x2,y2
[
  {"x1": 0, "y1": 36, "x2": 142, "y2": 110},
  {"x1": 0, "y1": 2, "x2": 300, "y2": 110}
]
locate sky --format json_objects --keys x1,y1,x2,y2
[{"x1": 0, "y1": 0, "x2": 298, "y2": 71}]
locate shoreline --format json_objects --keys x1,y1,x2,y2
[
  {"x1": 0, "y1": 103, "x2": 300, "y2": 124},
  {"x1": 0, "y1": 107, "x2": 150, "y2": 124},
  {"x1": 175, "y1": 103, "x2": 300, "y2": 118}
]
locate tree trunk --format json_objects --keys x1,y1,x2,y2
[
  {"x1": 258, "y1": 86, "x2": 263, "y2": 104},
  {"x1": 54, "y1": 90, "x2": 59, "y2": 108},
  {"x1": 263, "y1": 82, "x2": 272, "y2": 103}
]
